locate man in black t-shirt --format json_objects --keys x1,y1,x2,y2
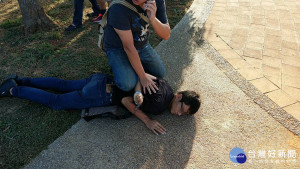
[
  {"x1": 111, "y1": 78, "x2": 174, "y2": 115},
  {"x1": 119, "y1": 74, "x2": 201, "y2": 135},
  {"x1": 104, "y1": 0, "x2": 171, "y2": 95}
]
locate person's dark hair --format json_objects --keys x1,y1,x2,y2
[{"x1": 178, "y1": 90, "x2": 201, "y2": 115}]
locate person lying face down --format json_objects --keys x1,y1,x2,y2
[{"x1": 0, "y1": 73, "x2": 201, "y2": 135}]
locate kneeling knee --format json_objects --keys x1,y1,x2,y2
[
  {"x1": 156, "y1": 68, "x2": 166, "y2": 78},
  {"x1": 117, "y1": 81, "x2": 136, "y2": 92}
]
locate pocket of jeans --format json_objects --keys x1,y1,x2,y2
[{"x1": 81, "y1": 80, "x2": 103, "y2": 99}]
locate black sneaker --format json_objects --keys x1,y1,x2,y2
[
  {"x1": 0, "y1": 79, "x2": 17, "y2": 97},
  {"x1": 5, "y1": 74, "x2": 23, "y2": 84},
  {"x1": 65, "y1": 24, "x2": 82, "y2": 31}
]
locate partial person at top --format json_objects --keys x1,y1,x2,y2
[
  {"x1": 92, "y1": 0, "x2": 112, "y2": 23},
  {"x1": 65, "y1": 0, "x2": 107, "y2": 31},
  {"x1": 104, "y1": 0, "x2": 170, "y2": 94}
]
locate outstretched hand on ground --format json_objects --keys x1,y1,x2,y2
[{"x1": 146, "y1": 119, "x2": 166, "y2": 135}]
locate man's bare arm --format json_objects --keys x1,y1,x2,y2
[
  {"x1": 143, "y1": 0, "x2": 170, "y2": 40},
  {"x1": 133, "y1": 73, "x2": 157, "y2": 105},
  {"x1": 114, "y1": 28, "x2": 158, "y2": 94}
]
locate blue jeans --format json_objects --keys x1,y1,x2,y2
[
  {"x1": 11, "y1": 74, "x2": 113, "y2": 110},
  {"x1": 73, "y1": 0, "x2": 101, "y2": 26},
  {"x1": 106, "y1": 43, "x2": 166, "y2": 92}
]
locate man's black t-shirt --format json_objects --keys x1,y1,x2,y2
[
  {"x1": 104, "y1": 0, "x2": 168, "y2": 50},
  {"x1": 112, "y1": 78, "x2": 174, "y2": 115},
  {"x1": 140, "y1": 78, "x2": 174, "y2": 115},
  {"x1": 111, "y1": 86, "x2": 133, "y2": 106}
]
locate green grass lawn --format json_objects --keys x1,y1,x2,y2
[{"x1": 0, "y1": 0, "x2": 193, "y2": 168}]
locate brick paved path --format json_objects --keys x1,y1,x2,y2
[{"x1": 203, "y1": 0, "x2": 300, "y2": 121}]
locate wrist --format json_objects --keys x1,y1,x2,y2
[
  {"x1": 149, "y1": 17, "x2": 156, "y2": 25},
  {"x1": 134, "y1": 91, "x2": 143, "y2": 105},
  {"x1": 149, "y1": 17, "x2": 155, "y2": 23},
  {"x1": 138, "y1": 72, "x2": 146, "y2": 79},
  {"x1": 144, "y1": 117, "x2": 152, "y2": 126},
  {"x1": 150, "y1": 17, "x2": 157, "y2": 24},
  {"x1": 134, "y1": 91, "x2": 142, "y2": 96}
]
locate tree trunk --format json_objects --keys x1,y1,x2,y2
[{"x1": 17, "y1": 0, "x2": 55, "y2": 35}]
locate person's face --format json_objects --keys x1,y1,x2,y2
[
  {"x1": 132, "y1": 0, "x2": 148, "y2": 6},
  {"x1": 170, "y1": 94, "x2": 190, "y2": 116}
]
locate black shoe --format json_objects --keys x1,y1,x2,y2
[
  {"x1": 0, "y1": 79, "x2": 17, "y2": 97},
  {"x1": 5, "y1": 73, "x2": 23, "y2": 84},
  {"x1": 65, "y1": 24, "x2": 82, "y2": 31}
]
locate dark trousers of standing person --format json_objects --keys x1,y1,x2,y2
[{"x1": 72, "y1": 0, "x2": 101, "y2": 26}]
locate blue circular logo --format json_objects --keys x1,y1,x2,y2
[{"x1": 229, "y1": 147, "x2": 247, "y2": 164}]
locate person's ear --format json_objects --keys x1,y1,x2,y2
[{"x1": 177, "y1": 94, "x2": 183, "y2": 101}]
